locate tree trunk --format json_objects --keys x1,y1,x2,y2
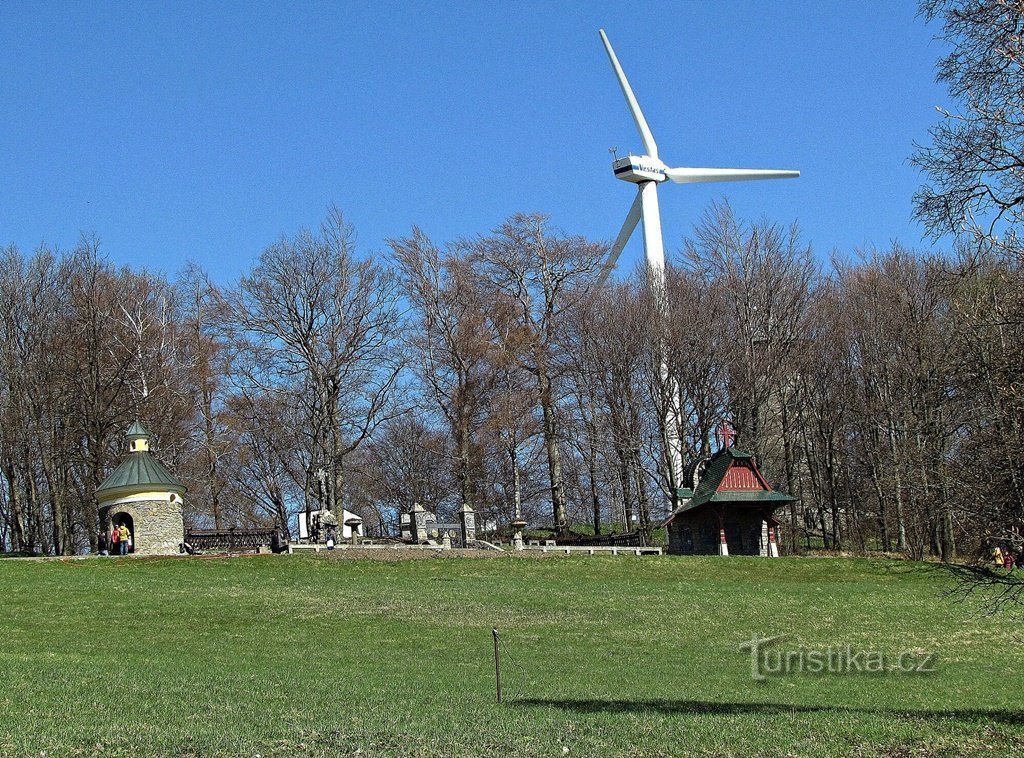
[
  {"x1": 633, "y1": 453, "x2": 651, "y2": 542},
  {"x1": 82, "y1": 462, "x2": 101, "y2": 554},
  {"x1": 616, "y1": 447, "x2": 633, "y2": 531},
  {"x1": 940, "y1": 506, "x2": 955, "y2": 562},
  {"x1": 6, "y1": 465, "x2": 26, "y2": 549},
  {"x1": 869, "y1": 465, "x2": 891, "y2": 552},
  {"x1": 5, "y1": 461, "x2": 27, "y2": 551},
  {"x1": 887, "y1": 421, "x2": 909, "y2": 552},
  {"x1": 587, "y1": 433, "x2": 601, "y2": 535},
  {"x1": 204, "y1": 399, "x2": 223, "y2": 530},
  {"x1": 510, "y1": 442, "x2": 522, "y2": 522},
  {"x1": 456, "y1": 410, "x2": 473, "y2": 511},
  {"x1": 537, "y1": 367, "x2": 568, "y2": 536},
  {"x1": 781, "y1": 398, "x2": 799, "y2": 554},
  {"x1": 39, "y1": 449, "x2": 68, "y2": 555}
]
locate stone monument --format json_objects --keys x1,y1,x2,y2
[{"x1": 401, "y1": 502, "x2": 478, "y2": 547}]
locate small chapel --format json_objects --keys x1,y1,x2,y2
[
  {"x1": 663, "y1": 428, "x2": 794, "y2": 557},
  {"x1": 96, "y1": 421, "x2": 186, "y2": 555}
]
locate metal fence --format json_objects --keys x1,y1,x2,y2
[
  {"x1": 557, "y1": 530, "x2": 647, "y2": 547},
  {"x1": 184, "y1": 528, "x2": 277, "y2": 552}
]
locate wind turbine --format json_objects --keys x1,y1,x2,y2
[
  {"x1": 597, "y1": 28, "x2": 799, "y2": 287},
  {"x1": 597, "y1": 28, "x2": 799, "y2": 490}
]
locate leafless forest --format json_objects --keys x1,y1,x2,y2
[
  {"x1": 1, "y1": 0, "x2": 1021, "y2": 558},
  {"x1": 0, "y1": 200, "x2": 1019, "y2": 558}
]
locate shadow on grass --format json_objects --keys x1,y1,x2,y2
[
  {"x1": 511, "y1": 698, "x2": 1024, "y2": 724},
  {"x1": 919, "y1": 561, "x2": 1024, "y2": 617}
]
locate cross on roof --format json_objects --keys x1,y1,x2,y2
[{"x1": 718, "y1": 421, "x2": 736, "y2": 450}]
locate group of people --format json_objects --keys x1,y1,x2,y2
[
  {"x1": 97, "y1": 523, "x2": 132, "y2": 556},
  {"x1": 991, "y1": 542, "x2": 1024, "y2": 571}
]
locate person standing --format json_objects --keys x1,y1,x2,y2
[
  {"x1": 97, "y1": 530, "x2": 109, "y2": 556},
  {"x1": 110, "y1": 524, "x2": 120, "y2": 555},
  {"x1": 117, "y1": 523, "x2": 130, "y2": 556}
]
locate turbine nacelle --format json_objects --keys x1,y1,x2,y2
[{"x1": 613, "y1": 155, "x2": 669, "y2": 184}]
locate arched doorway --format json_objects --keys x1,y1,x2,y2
[{"x1": 111, "y1": 512, "x2": 135, "y2": 554}]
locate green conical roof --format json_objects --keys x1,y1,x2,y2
[
  {"x1": 97, "y1": 451, "x2": 184, "y2": 494},
  {"x1": 126, "y1": 420, "x2": 151, "y2": 438},
  {"x1": 96, "y1": 422, "x2": 184, "y2": 497}
]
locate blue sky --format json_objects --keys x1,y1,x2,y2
[{"x1": 1, "y1": 1, "x2": 949, "y2": 282}]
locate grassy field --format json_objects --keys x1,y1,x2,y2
[{"x1": 0, "y1": 552, "x2": 1021, "y2": 756}]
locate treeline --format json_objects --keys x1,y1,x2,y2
[{"x1": 1, "y1": 202, "x2": 1021, "y2": 558}]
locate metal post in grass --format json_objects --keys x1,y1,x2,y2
[{"x1": 492, "y1": 628, "x2": 502, "y2": 703}]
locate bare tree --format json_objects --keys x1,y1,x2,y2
[
  {"x1": 391, "y1": 229, "x2": 496, "y2": 514},
  {"x1": 219, "y1": 207, "x2": 404, "y2": 517},
  {"x1": 175, "y1": 263, "x2": 234, "y2": 530},
  {"x1": 914, "y1": 0, "x2": 1024, "y2": 239},
  {"x1": 470, "y1": 214, "x2": 607, "y2": 537},
  {"x1": 568, "y1": 280, "x2": 658, "y2": 536},
  {"x1": 682, "y1": 201, "x2": 817, "y2": 461},
  {"x1": 352, "y1": 415, "x2": 454, "y2": 534}
]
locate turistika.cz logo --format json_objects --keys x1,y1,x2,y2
[{"x1": 739, "y1": 634, "x2": 938, "y2": 681}]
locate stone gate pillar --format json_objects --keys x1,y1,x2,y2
[
  {"x1": 759, "y1": 519, "x2": 780, "y2": 557},
  {"x1": 459, "y1": 503, "x2": 476, "y2": 545},
  {"x1": 411, "y1": 502, "x2": 428, "y2": 542}
]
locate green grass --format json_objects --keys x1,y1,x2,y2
[{"x1": 0, "y1": 553, "x2": 1020, "y2": 756}]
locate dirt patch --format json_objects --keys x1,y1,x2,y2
[
  {"x1": 5, "y1": 548, "x2": 568, "y2": 562},
  {"x1": 319, "y1": 547, "x2": 561, "y2": 561}
]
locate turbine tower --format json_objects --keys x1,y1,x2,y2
[{"x1": 597, "y1": 28, "x2": 799, "y2": 487}]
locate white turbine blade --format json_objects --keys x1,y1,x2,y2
[
  {"x1": 597, "y1": 190, "x2": 643, "y2": 286},
  {"x1": 665, "y1": 167, "x2": 800, "y2": 185},
  {"x1": 599, "y1": 29, "x2": 658, "y2": 159}
]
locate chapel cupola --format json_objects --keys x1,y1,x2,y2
[{"x1": 126, "y1": 420, "x2": 152, "y2": 453}]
